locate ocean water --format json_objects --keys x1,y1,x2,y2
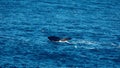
[{"x1": 0, "y1": 0, "x2": 120, "y2": 68}]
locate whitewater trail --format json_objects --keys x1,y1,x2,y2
[{"x1": 65, "y1": 39, "x2": 119, "y2": 49}]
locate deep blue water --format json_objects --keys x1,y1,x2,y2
[{"x1": 0, "y1": 0, "x2": 120, "y2": 68}]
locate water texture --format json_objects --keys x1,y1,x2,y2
[{"x1": 0, "y1": 0, "x2": 120, "y2": 68}]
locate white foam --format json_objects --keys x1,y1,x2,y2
[
  {"x1": 66, "y1": 39, "x2": 103, "y2": 49},
  {"x1": 74, "y1": 45, "x2": 78, "y2": 49},
  {"x1": 59, "y1": 40, "x2": 67, "y2": 42},
  {"x1": 68, "y1": 39, "x2": 98, "y2": 45}
]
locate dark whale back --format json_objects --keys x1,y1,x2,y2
[
  {"x1": 48, "y1": 36, "x2": 72, "y2": 42},
  {"x1": 48, "y1": 36, "x2": 60, "y2": 41}
]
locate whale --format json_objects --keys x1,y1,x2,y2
[{"x1": 48, "y1": 36, "x2": 71, "y2": 42}]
